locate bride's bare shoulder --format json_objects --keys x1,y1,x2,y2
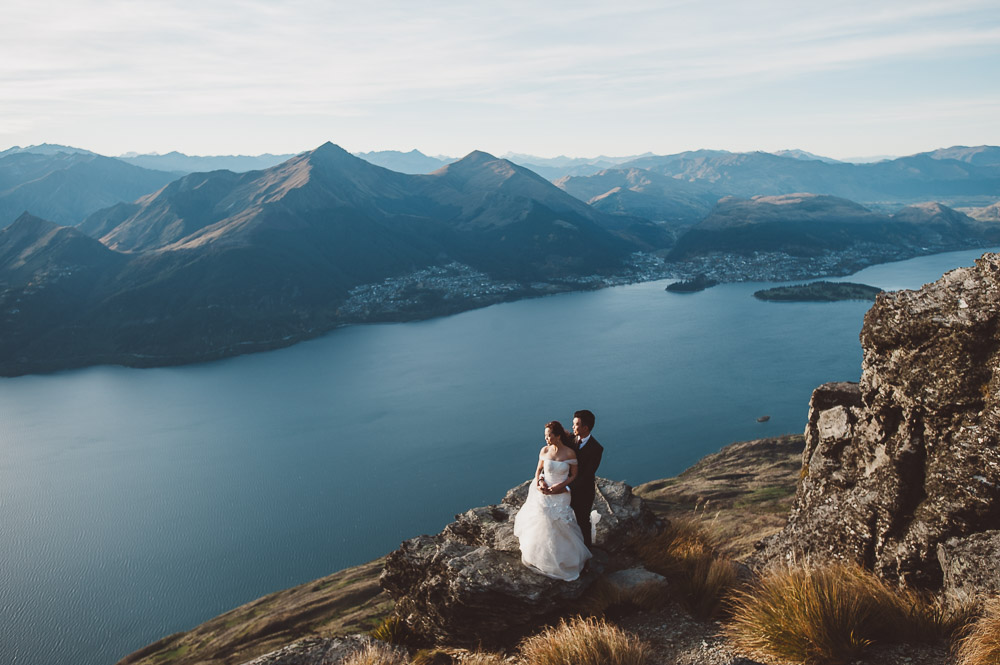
[{"x1": 553, "y1": 445, "x2": 578, "y2": 462}]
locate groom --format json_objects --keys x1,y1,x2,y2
[{"x1": 569, "y1": 409, "x2": 603, "y2": 548}]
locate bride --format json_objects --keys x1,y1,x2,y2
[{"x1": 513, "y1": 420, "x2": 593, "y2": 580}]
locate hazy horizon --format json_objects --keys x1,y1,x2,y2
[
  {"x1": 2, "y1": 1, "x2": 998, "y2": 161},
  {"x1": 6, "y1": 140, "x2": 988, "y2": 165}
]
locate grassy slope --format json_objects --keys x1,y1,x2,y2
[
  {"x1": 116, "y1": 559, "x2": 392, "y2": 665},
  {"x1": 117, "y1": 434, "x2": 804, "y2": 665},
  {"x1": 635, "y1": 434, "x2": 804, "y2": 560}
]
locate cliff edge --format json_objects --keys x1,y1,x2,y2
[{"x1": 755, "y1": 253, "x2": 1000, "y2": 591}]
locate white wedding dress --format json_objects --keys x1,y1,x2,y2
[{"x1": 513, "y1": 457, "x2": 593, "y2": 581}]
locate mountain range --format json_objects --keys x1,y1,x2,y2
[
  {"x1": 0, "y1": 151, "x2": 176, "y2": 227},
  {"x1": 117, "y1": 149, "x2": 455, "y2": 176},
  {"x1": 353, "y1": 149, "x2": 454, "y2": 174},
  {"x1": 960, "y1": 201, "x2": 1000, "y2": 221},
  {"x1": 770, "y1": 149, "x2": 843, "y2": 164},
  {"x1": 609, "y1": 149, "x2": 1000, "y2": 204},
  {"x1": 500, "y1": 152, "x2": 652, "y2": 180},
  {"x1": 555, "y1": 168, "x2": 718, "y2": 225},
  {"x1": 553, "y1": 147, "x2": 1000, "y2": 228},
  {"x1": 117, "y1": 151, "x2": 295, "y2": 174},
  {"x1": 0, "y1": 143, "x2": 662, "y2": 375},
  {"x1": 667, "y1": 194, "x2": 1000, "y2": 260},
  {"x1": 120, "y1": 149, "x2": 459, "y2": 176},
  {"x1": 3, "y1": 142, "x2": 997, "y2": 232},
  {"x1": 1, "y1": 140, "x2": 999, "y2": 375}
]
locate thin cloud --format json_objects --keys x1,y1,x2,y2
[{"x1": 0, "y1": 0, "x2": 997, "y2": 154}]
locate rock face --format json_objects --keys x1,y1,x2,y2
[
  {"x1": 756, "y1": 253, "x2": 1000, "y2": 589},
  {"x1": 938, "y1": 531, "x2": 1000, "y2": 596},
  {"x1": 379, "y1": 478, "x2": 662, "y2": 647}
]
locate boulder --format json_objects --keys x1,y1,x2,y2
[
  {"x1": 380, "y1": 478, "x2": 662, "y2": 647},
  {"x1": 755, "y1": 253, "x2": 1000, "y2": 589},
  {"x1": 604, "y1": 567, "x2": 669, "y2": 595}
]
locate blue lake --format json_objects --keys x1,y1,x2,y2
[{"x1": 0, "y1": 248, "x2": 993, "y2": 665}]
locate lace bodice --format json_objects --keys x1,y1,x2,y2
[{"x1": 540, "y1": 457, "x2": 577, "y2": 486}]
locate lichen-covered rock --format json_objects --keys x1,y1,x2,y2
[
  {"x1": 938, "y1": 530, "x2": 1000, "y2": 596},
  {"x1": 755, "y1": 253, "x2": 1000, "y2": 589},
  {"x1": 380, "y1": 478, "x2": 662, "y2": 647}
]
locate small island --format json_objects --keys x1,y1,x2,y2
[
  {"x1": 666, "y1": 273, "x2": 718, "y2": 293},
  {"x1": 753, "y1": 281, "x2": 883, "y2": 302}
]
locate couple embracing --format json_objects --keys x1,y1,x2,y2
[{"x1": 513, "y1": 409, "x2": 604, "y2": 581}]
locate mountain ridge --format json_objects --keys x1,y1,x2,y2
[
  {"x1": 612, "y1": 150, "x2": 1000, "y2": 203},
  {"x1": 0, "y1": 143, "x2": 662, "y2": 375},
  {"x1": 667, "y1": 194, "x2": 999, "y2": 260},
  {"x1": 0, "y1": 152, "x2": 177, "y2": 228},
  {"x1": 355, "y1": 148, "x2": 452, "y2": 174}
]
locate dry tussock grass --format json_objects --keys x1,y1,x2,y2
[
  {"x1": 358, "y1": 617, "x2": 647, "y2": 665},
  {"x1": 880, "y1": 586, "x2": 976, "y2": 644},
  {"x1": 454, "y1": 651, "x2": 508, "y2": 665},
  {"x1": 411, "y1": 648, "x2": 455, "y2": 665},
  {"x1": 517, "y1": 616, "x2": 648, "y2": 665},
  {"x1": 370, "y1": 615, "x2": 423, "y2": 647},
  {"x1": 343, "y1": 641, "x2": 409, "y2": 665},
  {"x1": 633, "y1": 517, "x2": 739, "y2": 618},
  {"x1": 410, "y1": 648, "x2": 508, "y2": 665},
  {"x1": 725, "y1": 562, "x2": 971, "y2": 664},
  {"x1": 957, "y1": 597, "x2": 1000, "y2": 665}
]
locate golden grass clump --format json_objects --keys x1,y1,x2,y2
[
  {"x1": 410, "y1": 647, "x2": 508, "y2": 665},
  {"x1": 343, "y1": 641, "x2": 409, "y2": 665},
  {"x1": 370, "y1": 614, "x2": 420, "y2": 646},
  {"x1": 957, "y1": 597, "x2": 1000, "y2": 665},
  {"x1": 518, "y1": 616, "x2": 648, "y2": 665},
  {"x1": 633, "y1": 517, "x2": 739, "y2": 618},
  {"x1": 454, "y1": 651, "x2": 508, "y2": 665},
  {"x1": 726, "y1": 562, "x2": 970, "y2": 664},
  {"x1": 411, "y1": 648, "x2": 454, "y2": 665},
  {"x1": 880, "y1": 586, "x2": 976, "y2": 643}
]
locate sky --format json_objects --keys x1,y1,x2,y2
[{"x1": 1, "y1": 0, "x2": 998, "y2": 160}]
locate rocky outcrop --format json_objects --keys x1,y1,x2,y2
[
  {"x1": 755, "y1": 252, "x2": 1000, "y2": 589},
  {"x1": 379, "y1": 478, "x2": 662, "y2": 647}
]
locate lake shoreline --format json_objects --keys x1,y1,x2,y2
[{"x1": 7, "y1": 244, "x2": 998, "y2": 378}]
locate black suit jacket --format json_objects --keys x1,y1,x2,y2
[{"x1": 569, "y1": 436, "x2": 603, "y2": 509}]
